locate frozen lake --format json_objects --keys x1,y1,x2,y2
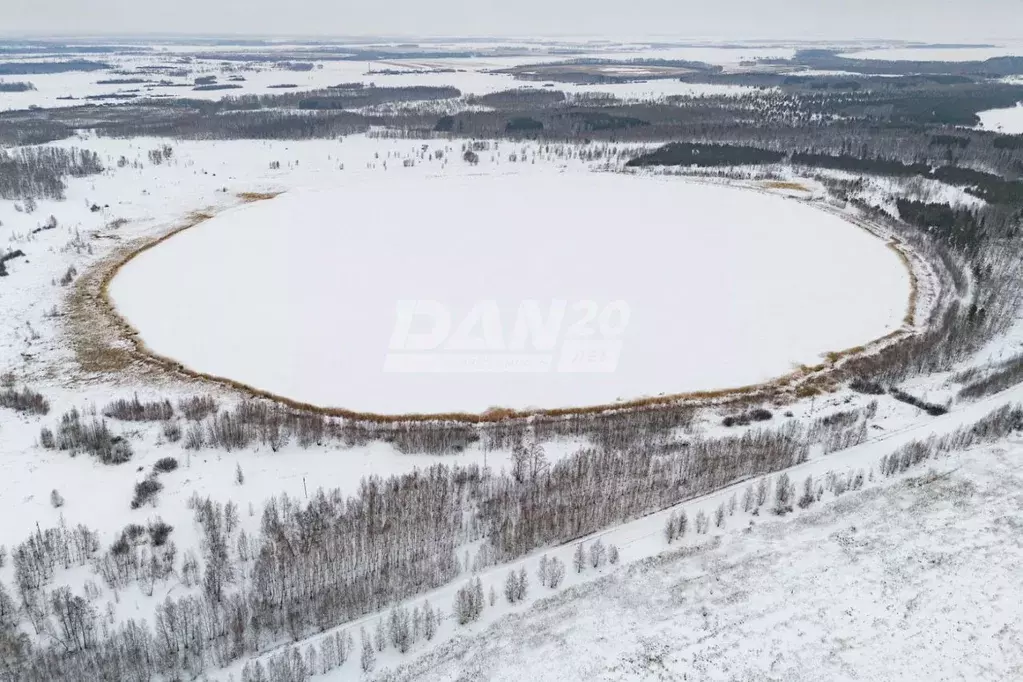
[
  {"x1": 110, "y1": 173, "x2": 911, "y2": 415},
  {"x1": 977, "y1": 102, "x2": 1023, "y2": 134}
]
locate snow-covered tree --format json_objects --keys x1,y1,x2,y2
[{"x1": 360, "y1": 629, "x2": 375, "y2": 673}]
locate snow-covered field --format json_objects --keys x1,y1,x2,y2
[
  {"x1": 385, "y1": 438, "x2": 1023, "y2": 682},
  {"x1": 108, "y1": 173, "x2": 910, "y2": 415}
]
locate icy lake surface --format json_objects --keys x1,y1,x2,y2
[
  {"x1": 110, "y1": 173, "x2": 910, "y2": 415},
  {"x1": 977, "y1": 102, "x2": 1023, "y2": 134}
]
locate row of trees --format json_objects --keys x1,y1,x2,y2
[
  {"x1": 2, "y1": 399, "x2": 884, "y2": 681},
  {"x1": 45, "y1": 387, "x2": 697, "y2": 458}
]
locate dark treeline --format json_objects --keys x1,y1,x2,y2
[
  {"x1": 994, "y1": 134, "x2": 1023, "y2": 150},
  {"x1": 0, "y1": 81, "x2": 34, "y2": 92},
  {"x1": 99, "y1": 110, "x2": 369, "y2": 140},
  {"x1": 679, "y1": 72, "x2": 976, "y2": 89},
  {"x1": 677, "y1": 76, "x2": 1023, "y2": 126},
  {"x1": 895, "y1": 199, "x2": 986, "y2": 251},
  {"x1": 0, "y1": 60, "x2": 109, "y2": 75},
  {"x1": 629, "y1": 143, "x2": 1023, "y2": 206},
  {"x1": 295, "y1": 86, "x2": 460, "y2": 110},
  {"x1": 467, "y1": 88, "x2": 567, "y2": 108},
  {"x1": 497, "y1": 58, "x2": 722, "y2": 84},
  {"x1": 0, "y1": 147, "x2": 103, "y2": 200},
  {"x1": 626, "y1": 142, "x2": 785, "y2": 167},
  {"x1": 193, "y1": 85, "x2": 462, "y2": 112},
  {"x1": 192, "y1": 83, "x2": 243, "y2": 92},
  {"x1": 0, "y1": 116, "x2": 71, "y2": 146},
  {"x1": 189, "y1": 48, "x2": 480, "y2": 63},
  {"x1": 781, "y1": 50, "x2": 1023, "y2": 77},
  {"x1": 0, "y1": 43, "x2": 146, "y2": 56}
]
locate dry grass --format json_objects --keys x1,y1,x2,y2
[
  {"x1": 237, "y1": 191, "x2": 282, "y2": 203},
  {"x1": 762, "y1": 180, "x2": 809, "y2": 192},
  {"x1": 67, "y1": 209, "x2": 224, "y2": 376},
  {"x1": 888, "y1": 238, "x2": 918, "y2": 326}
]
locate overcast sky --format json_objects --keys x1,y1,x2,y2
[{"x1": 3, "y1": 0, "x2": 1020, "y2": 42}]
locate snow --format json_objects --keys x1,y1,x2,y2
[
  {"x1": 977, "y1": 102, "x2": 1023, "y2": 134},
  {"x1": 215, "y1": 375, "x2": 1023, "y2": 680},
  {"x1": 3, "y1": 45, "x2": 1023, "y2": 679},
  {"x1": 108, "y1": 172, "x2": 911, "y2": 415},
  {"x1": 0, "y1": 43, "x2": 768, "y2": 113},
  {"x1": 378, "y1": 438, "x2": 1023, "y2": 682}
]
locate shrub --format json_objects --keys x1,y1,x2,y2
[
  {"x1": 103, "y1": 395, "x2": 174, "y2": 421},
  {"x1": 162, "y1": 420, "x2": 181, "y2": 443},
  {"x1": 798, "y1": 475, "x2": 816, "y2": 509},
  {"x1": 51, "y1": 409, "x2": 133, "y2": 463},
  {"x1": 147, "y1": 518, "x2": 173, "y2": 546},
  {"x1": 722, "y1": 408, "x2": 772, "y2": 427},
  {"x1": 121, "y1": 523, "x2": 147, "y2": 542},
  {"x1": 0, "y1": 386, "x2": 50, "y2": 415},
  {"x1": 184, "y1": 423, "x2": 205, "y2": 450},
  {"x1": 179, "y1": 395, "x2": 218, "y2": 421},
  {"x1": 130, "y1": 477, "x2": 163, "y2": 509},
  {"x1": 207, "y1": 412, "x2": 250, "y2": 450},
  {"x1": 850, "y1": 378, "x2": 886, "y2": 395},
  {"x1": 50, "y1": 490, "x2": 64, "y2": 508},
  {"x1": 153, "y1": 457, "x2": 179, "y2": 474}
]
